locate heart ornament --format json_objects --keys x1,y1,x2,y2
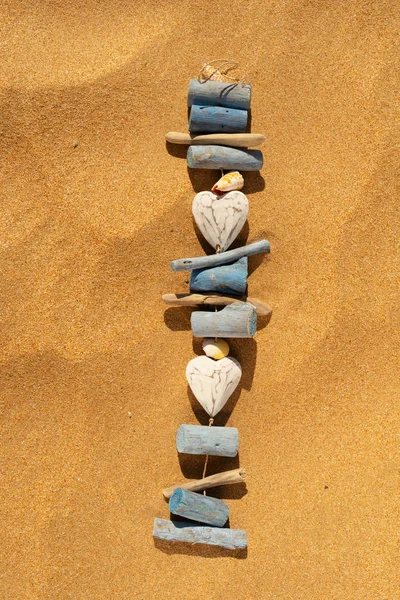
[
  {"x1": 186, "y1": 355, "x2": 242, "y2": 417},
  {"x1": 192, "y1": 191, "x2": 249, "y2": 252}
]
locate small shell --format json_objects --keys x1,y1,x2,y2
[
  {"x1": 201, "y1": 64, "x2": 226, "y2": 82},
  {"x1": 211, "y1": 171, "x2": 244, "y2": 195},
  {"x1": 202, "y1": 339, "x2": 230, "y2": 360}
]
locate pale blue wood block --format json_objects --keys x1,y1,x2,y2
[
  {"x1": 187, "y1": 145, "x2": 263, "y2": 171},
  {"x1": 191, "y1": 302, "x2": 257, "y2": 339},
  {"x1": 153, "y1": 518, "x2": 248, "y2": 550},
  {"x1": 188, "y1": 79, "x2": 252, "y2": 110},
  {"x1": 170, "y1": 240, "x2": 270, "y2": 272},
  {"x1": 176, "y1": 425, "x2": 239, "y2": 457},
  {"x1": 190, "y1": 257, "x2": 248, "y2": 296},
  {"x1": 189, "y1": 105, "x2": 248, "y2": 134},
  {"x1": 169, "y1": 488, "x2": 229, "y2": 527}
]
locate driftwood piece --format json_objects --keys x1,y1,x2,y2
[
  {"x1": 187, "y1": 145, "x2": 263, "y2": 171},
  {"x1": 162, "y1": 468, "x2": 247, "y2": 499},
  {"x1": 170, "y1": 239, "x2": 270, "y2": 272},
  {"x1": 192, "y1": 191, "x2": 248, "y2": 252},
  {"x1": 153, "y1": 518, "x2": 248, "y2": 550},
  {"x1": 190, "y1": 257, "x2": 248, "y2": 296},
  {"x1": 189, "y1": 105, "x2": 248, "y2": 134},
  {"x1": 169, "y1": 488, "x2": 229, "y2": 527},
  {"x1": 186, "y1": 355, "x2": 242, "y2": 416},
  {"x1": 191, "y1": 302, "x2": 257, "y2": 339},
  {"x1": 165, "y1": 132, "x2": 265, "y2": 148},
  {"x1": 161, "y1": 293, "x2": 272, "y2": 318},
  {"x1": 187, "y1": 79, "x2": 252, "y2": 110},
  {"x1": 176, "y1": 425, "x2": 239, "y2": 457}
]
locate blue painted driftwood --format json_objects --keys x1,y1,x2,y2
[
  {"x1": 169, "y1": 488, "x2": 229, "y2": 527},
  {"x1": 190, "y1": 257, "x2": 247, "y2": 296},
  {"x1": 170, "y1": 239, "x2": 270, "y2": 272},
  {"x1": 153, "y1": 518, "x2": 248, "y2": 550},
  {"x1": 189, "y1": 105, "x2": 248, "y2": 134},
  {"x1": 191, "y1": 302, "x2": 257, "y2": 339},
  {"x1": 176, "y1": 425, "x2": 239, "y2": 457},
  {"x1": 187, "y1": 145, "x2": 263, "y2": 171},
  {"x1": 188, "y1": 79, "x2": 252, "y2": 110}
]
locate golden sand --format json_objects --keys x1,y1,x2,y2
[{"x1": 0, "y1": 1, "x2": 399, "y2": 598}]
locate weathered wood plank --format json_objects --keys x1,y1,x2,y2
[
  {"x1": 176, "y1": 425, "x2": 239, "y2": 457},
  {"x1": 165, "y1": 132, "x2": 265, "y2": 148},
  {"x1": 190, "y1": 257, "x2": 248, "y2": 296},
  {"x1": 188, "y1": 79, "x2": 252, "y2": 110},
  {"x1": 189, "y1": 105, "x2": 248, "y2": 134},
  {"x1": 153, "y1": 518, "x2": 248, "y2": 550},
  {"x1": 169, "y1": 488, "x2": 229, "y2": 527},
  {"x1": 161, "y1": 293, "x2": 273, "y2": 318},
  {"x1": 170, "y1": 239, "x2": 270, "y2": 272},
  {"x1": 162, "y1": 467, "x2": 247, "y2": 499},
  {"x1": 191, "y1": 302, "x2": 257, "y2": 338},
  {"x1": 187, "y1": 145, "x2": 263, "y2": 171}
]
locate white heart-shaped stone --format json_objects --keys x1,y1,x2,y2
[
  {"x1": 192, "y1": 191, "x2": 249, "y2": 252},
  {"x1": 186, "y1": 355, "x2": 242, "y2": 417}
]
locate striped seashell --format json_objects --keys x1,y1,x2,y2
[{"x1": 211, "y1": 171, "x2": 244, "y2": 195}]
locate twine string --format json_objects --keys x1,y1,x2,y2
[
  {"x1": 202, "y1": 199, "x2": 222, "y2": 493},
  {"x1": 202, "y1": 417, "x2": 214, "y2": 495}
]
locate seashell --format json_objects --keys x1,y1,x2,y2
[
  {"x1": 211, "y1": 171, "x2": 244, "y2": 195},
  {"x1": 192, "y1": 190, "x2": 248, "y2": 252},
  {"x1": 202, "y1": 339, "x2": 230, "y2": 360},
  {"x1": 186, "y1": 355, "x2": 242, "y2": 417},
  {"x1": 201, "y1": 64, "x2": 226, "y2": 82}
]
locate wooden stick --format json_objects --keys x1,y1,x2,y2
[
  {"x1": 170, "y1": 239, "x2": 270, "y2": 272},
  {"x1": 163, "y1": 292, "x2": 245, "y2": 306},
  {"x1": 153, "y1": 518, "x2": 248, "y2": 550},
  {"x1": 162, "y1": 468, "x2": 247, "y2": 499},
  {"x1": 165, "y1": 132, "x2": 265, "y2": 147},
  {"x1": 161, "y1": 293, "x2": 272, "y2": 318}
]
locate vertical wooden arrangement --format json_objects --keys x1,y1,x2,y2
[{"x1": 155, "y1": 71, "x2": 271, "y2": 552}]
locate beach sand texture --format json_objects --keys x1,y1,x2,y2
[{"x1": 0, "y1": 1, "x2": 399, "y2": 598}]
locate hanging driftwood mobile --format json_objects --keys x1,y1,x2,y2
[{"x1": 154, "y1": 61, "x2": 271, "y2": 552}]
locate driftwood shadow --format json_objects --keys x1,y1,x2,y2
[
  {"x1": 246, "y1": 108, "x2": 252, "y2": 133},
  {"x1": 188, "y1": 167, "x2": 220, "y2": 193},
  {"x1": 248, "y1": 250, "x2": 270, "y2": 277},
  {"x1": 243, "y1": 171, "x2": 265, "y2": 194},
  {"x1": 165, "y1": 141, "x2": 188, "y2": 159},
  {"x1": 225, "y1": 338, "x2": 257, "y2": 392},
  {"x1": 178, "y1": 450, "x2": 240, "y2": 480},
  {"x1": 163, "y1": 307, "x2": 192, "y2": 331},
  {"x1": 154, "y1": 536, "x2": 247, "y2": 559}
]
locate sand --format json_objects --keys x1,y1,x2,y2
[{"x1": 0, "y1": 1, "x2": 399, "y2": 598}]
